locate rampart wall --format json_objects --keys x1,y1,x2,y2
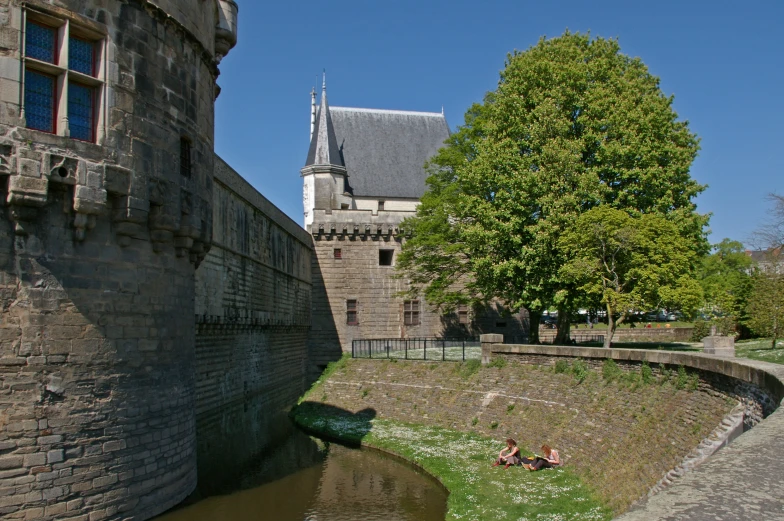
[
  {"x1": 311, "y1": 348, "x2": 781, "y2": 515},
  {"x1": 193, "y1": 157, "x2": 312, "y2": 491}
]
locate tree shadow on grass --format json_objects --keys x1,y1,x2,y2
[{"x1": 291, "y1": 402, "x2": 376, "y2": 448}]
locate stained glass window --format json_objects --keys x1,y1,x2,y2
[
  {"x1": 25, "y1": 70, "x2": 55, "y2": 133},
  {"x1": 24, "y1": 13, "x2": 103, "y2": 142},
  {"x1": 69, "y1": 37, "x2": 94, "y2": 76},
  {"x1": 68, "y1": 82, "x2": 93, "y2": 141},
  {"x1": 25, "y1": 21, "x2": 56, "y2": 64}
]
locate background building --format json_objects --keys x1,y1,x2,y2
[{"x1": 303, "y1": 82, "x2": 529, "y2": 370}]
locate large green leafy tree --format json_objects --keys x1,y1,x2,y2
[
  {"x1": 560, "y1": 207, "x2": 702, "y2": 347},
  {"x1": 397, "y1": 31, "x2": 707, "y2": 344}
]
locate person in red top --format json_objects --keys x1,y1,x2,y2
[{"x1": 492, "y1": 438, "x2": 521, "y2": 469}]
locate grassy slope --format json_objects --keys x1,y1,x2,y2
[{"x1": 293, "y1": 357, "x2": 612, "y2": 521}]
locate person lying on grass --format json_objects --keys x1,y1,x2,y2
[
  {"x1": 522, "y1": 444, "x2": 561, "y2": 471},
  {"x1": 492, "y1": 438, "x2": 521, "y2": 469}
]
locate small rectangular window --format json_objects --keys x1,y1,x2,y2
[
  {"x1": 378, "y1": 201, "x2": 385, "y2": 211},
  {"x1": 180, "y1": 137, "x2": 192, "y2": 177},
  {"x1": 404, "y1": 300, "x2": 420, "y2": 326},
  {"x1": 68, "y1": 82, "x2": 94, "y2": 141},
  {"x1": 333, "y1": 248, "x2": 342, "y2": 259},
  {"x1": 379, "y1": 249, "x2": 394, "y2": 266},
  {"x1": 495, "y1": 321, "x2": 507, "y2": 328},
  {"x1": 26, "y1": 20, "x2": 57, "y2": 64},
  {"x1": 25, "y1": 70, "x2": 56, "y2": 133},
  {"x1": 346, "y1": 299, "x2": 358, "y2": 325},
  {"x1": 458, "y1": 304, "x2": 469, "y2": 325}
]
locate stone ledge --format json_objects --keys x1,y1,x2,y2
[{"x1": 487, "y1": 343, "x2": 784, "y2": 521}]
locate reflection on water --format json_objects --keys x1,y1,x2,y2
[{"x1": 155, "y1": 429, "x2": 447, "y2": 521}]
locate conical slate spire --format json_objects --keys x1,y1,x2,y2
[{"x1": 305, "y1": 73, "x2": 344, "y2": 168}]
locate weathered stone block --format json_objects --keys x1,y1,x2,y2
[
  {"x1": 703, "y1": 335, "x2": 735, "y2": 357},
  {"x1": 46, "y1": 450, "x2": 64, "y2": 464}
]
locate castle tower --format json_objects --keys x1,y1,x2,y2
[
  {"x1": 0, "y1": 1, "x2": 237, "y2": 519},
  {"x1": 301, "y1": 76, "x2": 350, "y2": 229}
]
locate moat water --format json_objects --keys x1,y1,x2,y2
[{"x1": 155, "y1": 428, "x2": 447, "y2": 521}]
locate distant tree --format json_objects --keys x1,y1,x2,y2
[
  {"x1": 746, "y1": 271, "x2": 784, "y2": 349},
  {"x1": 745, "y1": 194, "x2": 784, "y2": 347},
  {"x1": 559, "y1": 206, "x2": 702, "y2": 347},
  {"x1": 397, "y1": 31, "x2": 707, "y2": 344},
  {"x1": 752, "y1": 193, "x2": 784, "y2": 249},
  {"x1": 699, "y1": 239, "x2": 753, "y2": 331}
]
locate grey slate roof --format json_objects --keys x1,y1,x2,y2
[
  {"x1": 328, "y1": 106, "x2": 450, "y2": 199},
  {"x1": 305, "y1": 90, "x2": 344, "y2": 168}
]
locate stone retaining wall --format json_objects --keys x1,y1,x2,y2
[
  {"x1": 539, "y1": 327, "x2": 694, "y2": 343},
  {"x1": 482, "y1": 342, "x2": 784, "y2": 520}
]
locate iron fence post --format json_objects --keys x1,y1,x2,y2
[
  {"x1": 405, "y1": 339, "x2": 408, "y2": 359},
  {"x1": 442, "y1": 339, "x2": 445, "y2": 361},
  {"x1": 424, "y1": 338, "x2": 427, "y2": 360},
  {"x1": 386, "y1": 342, "x2": 390, "y2": 359},
  {"x1": 462, "y1": 340, "x2": 465, "y2": 361}
]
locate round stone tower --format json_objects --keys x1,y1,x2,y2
[{"x1": 0, "y1": 1, "x2": 237, "y2": 519}]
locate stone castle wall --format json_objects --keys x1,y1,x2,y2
[
  {"x1": 0, "y1": 1, "x2": 228, "y2": 519},
  {"x1": 309, "y1": 225, "x2": 529, "y2": 372},
  {"x1": 193, "y1": 157, "x2": 312, "y2": 491}
]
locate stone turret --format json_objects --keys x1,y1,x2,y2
[
  {"x1": 301, "y1": 75, "x2": 351, "y2": 229},
  {"x1": 0, "y1": 1, "x2": 237, "y2": 520}
]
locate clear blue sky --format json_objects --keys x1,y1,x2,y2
[{"x1": 215, "y1": 0, "x2": 783, "y2": 247}]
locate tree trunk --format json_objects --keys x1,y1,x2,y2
[
  {"x1": 528, "y1": 309, "x2": 541, "y2": 344},
  {"x1": 604, "y1": 304, "x2": 615, "y2": 348},
  {"x1": 555, "y1": 308, "x2": 571, "y2": 345}
]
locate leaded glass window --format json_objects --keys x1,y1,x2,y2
[
  {"x1": 68, "y1": 82, "x2": 94, "y2": 141},
  {"x1": 25, "y1": 70, "x2": 55, "y2": 133},
  {"x1": 69, "y1": 37, "x2": 94, "y2": 76},
  {"x1": 25, "y1": 21, "x2": 56, "y2": 64},
  {"x1": 23, "y1": 11, "x2": 105, "y2": 143}
]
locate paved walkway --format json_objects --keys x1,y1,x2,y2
[{"x1": 616, "y1": 357, "x2": 784, "y2": 521}]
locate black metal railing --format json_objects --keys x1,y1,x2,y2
[{"x1": 352, "y1": 337, "x2": 481, "y2": 361}]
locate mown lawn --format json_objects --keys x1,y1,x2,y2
[
  {"x1": 735, "y1": 338, "x2": 784, "y2": 364},
  {"x1": 291, "y1": 402, "x2": 612, "y2": 521}
]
